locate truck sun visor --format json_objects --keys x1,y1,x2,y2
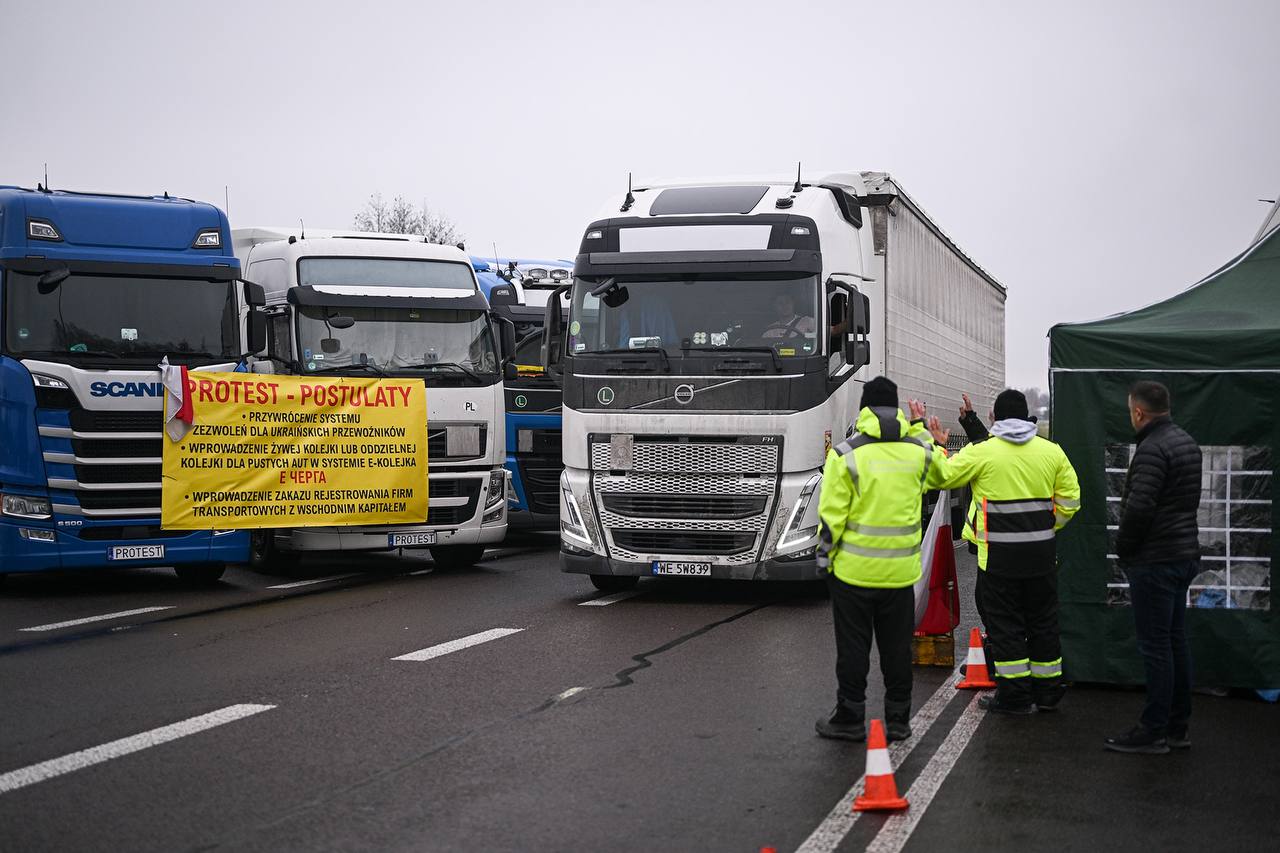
[
  {"x1": 618, "y1": 224, "x2": 773, "y2": 253},
  {"x1": 649, "y1": 185, "x2": 769, "y2": 215}
]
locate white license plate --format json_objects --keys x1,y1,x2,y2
[
  {"x1": 652, "y1": 561, "x2": 712, "y2": 576},
  {"x1": 390, "y1": 532, "x2": 436, "y2": 547},
  {"x1": 108, "y1": 544, "x2": 165, "y2": 561}
]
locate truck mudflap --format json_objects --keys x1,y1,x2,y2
[{"x1": 560, "y1": 551, "x2": 824, "y2": 582}]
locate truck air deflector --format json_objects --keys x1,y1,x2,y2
[{"x1": 285, "y1": 286, "x2": 490, "y2": 311}]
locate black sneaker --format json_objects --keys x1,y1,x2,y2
[
  {"x1": 885, "y1": 720, "x2": 913, "y2": 741},
  {"x1": 978, "y1": 694, "x2": 1037, "y2": 715},
  {"x1": 815, "y1": 706, "x2": 866, "y2": 742},
  {"x1": 1166, "y1": 727, "x2": 1191, "y2": 750},
  {"x1": 1104, "y1": 726, "x2": 1170, "y2": 755},
  {"x1": 1033, "y1": 685, "x2": 1067, "y2": 712}
]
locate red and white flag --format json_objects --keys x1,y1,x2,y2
[
  {"x1": 914, "y1": 490, "x2": 961, "y2": 634},
  {"x1": 158, "y1": 357, "x2": 193, "y2": 442}
]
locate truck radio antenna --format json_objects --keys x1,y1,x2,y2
[
  {"x1": 299, "y1": 218, "x2": 306, "y2": 240},
  {"x1": 621, "y1": 172, "x2": 636, "y2": 212},
  {"x1": 43, "y1": 163, "x2": 49, "y2": 192},
  {"x1": 792, "y1": 161, "x2": 803, "y2": 194}
]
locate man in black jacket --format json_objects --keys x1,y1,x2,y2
[{"x1": 1105, "y1": 381, "x2": 1203, "y2": 755}]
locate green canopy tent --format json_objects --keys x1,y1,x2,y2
[{"x1": 1049, "y1": 223, "x2": 1280, "y2": 688}]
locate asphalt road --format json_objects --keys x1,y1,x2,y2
[{"x1": 0, "y1": 535, "x2": 1275, "y2": 852}]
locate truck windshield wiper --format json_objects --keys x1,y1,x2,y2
[
  {"x1": 310, "y1": 362, "x2": 387, "y2": 377},
  {"x1": 19, "y1": 348, "x2": 122, "y2": 360},
  {"x1": 399, "y1": 361, "x2": 483, "y2": 382},
  {"x1": 682, "y1": 346, "x2": 781, "y2": 371},
  {"x1": 580, "y1": 347, "x2": 671, "y2": 371}
]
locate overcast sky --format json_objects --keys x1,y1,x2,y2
[{"x1": 4, "y1": 0, "x2": 1277, "y2": 392}]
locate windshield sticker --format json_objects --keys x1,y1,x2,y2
[
  {"x1": 307, "y1": 361, "x2": 317, "y2": 371},
  {"x1": 574, "y1": 343, "x2": 586, "y2": 352},
  {"x1": 313, "y1": 354, "x2": 325, "y2": 360},
  {"x1": 17, "y1": 328, "x2": 29, "y2": 339},
  {"x1": 409, "y1": 310, "x2": 420, "y2": 319},
  {"x1": 569, "y1": 320, "x2": 581, "y2": 335},
  {"x1": 711, "y1": 332, "x2": 728, "y2": 347},
  {"x1": 70, "y1": 343, "x2": 88, "y2": 352},
  {"x1": 629, "y1": 336, "x2": 661, "y2": 350},
  {"x1": 778, "y1": 347, "x2": 796, "y2": 356},
  {"x1": 692, "y1": 331, "x2": 708, "y2": 345},
  {"x1": 303, "y1": 348, "x2": 312, "y2": 360},
  {"x1": 120, "y1": 328, "x2": 138, "y2": 341}
]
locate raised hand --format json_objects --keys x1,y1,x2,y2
[
  {"x1": 908, "y1": 398, "x2": 928, "y2": 421},
  {"x1": 959, "y1": 392, "x2": 974, "y2": 419},
  {"x1": 928, "y1": 415, "x2": 951, "y2": 447}
]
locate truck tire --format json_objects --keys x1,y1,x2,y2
[
  {"x1": 250, "y1": 530, "x2": 299, "y2": 571},
  {"x1": 429, "y1": 545, "x2": 487, "y2": 570},
  {"x1": 174, "y1": 563, "x2": 226, "y2": 585},
  {"x1": 590, "y1": 574, "x2": 638, "y2": 593}
]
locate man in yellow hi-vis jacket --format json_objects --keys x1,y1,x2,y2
[
  {"x1": 925, "y1": 389, "x2": 1081, "y2": 714},
  {"x1": 815, "y1": 376, "x2": 949, "y2": 742}
]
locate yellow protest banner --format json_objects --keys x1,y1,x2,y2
[{"x1": 161, "y1": 372, "x2": 427, "y2": 529}]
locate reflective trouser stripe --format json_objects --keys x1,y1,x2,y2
[
  {"x1": 1031, "y1": 659, "x2": 1063, "y2": 678},
  {"x1": 994, "y1": 659, "x2": 1031, "y2": 678},
  {"x1": 849, "y1": 522, "x2": 921, "y2": 537},
  {"x1": 986, "y1": 529, "x2": 1055, "y2": 544},
  {"x1": 985, "y1": 500, "x2": 1053, "y2": 514},
  {"x1": 839, "y1": 541, "x2": 922, "y2": 559}
]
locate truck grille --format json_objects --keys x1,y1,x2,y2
[
  {"x1": 76, "y1": 463, "x2": 161, "y2": 484},
  {"x1": 42, "y1": 402, "x2": 166, "y2": 517},
  {"x1": 611, "y1": 529, "x2": 757, "y2": 556},
  {"x1": 590, "y1": 437, "x2": 779, "y2": 474},
  {"x1": 72, "y1": 437, "x2": 162, "y2": 458},
  {"x1": 69, "y1": 410, "x2": 163, "y2": 432},
  {"x1": 602, "y1": 493, "x2": 766, "y2": 520},
  {"x1": 76, "y1": 489, "x2": 162, "y2": 512},
  {"x1": 426, "y1": 425, "x2": 488, "y2": 460},
  {"x1": 425, "y1": 478, "x2": 482, "y2": 526}
]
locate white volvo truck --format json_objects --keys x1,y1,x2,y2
[
  {"x1": 541, "y1": 172, "x2": 1006, "y2": 590},
  {"x1": 234, "y1": 228, "x2": 512, "y2": 569}
]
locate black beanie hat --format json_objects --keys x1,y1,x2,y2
[
  {"x1": 860, "y1": 376, "x2": 899, "y2": 409},
  {"x1": 993, "y1": 389, "x2": 1029, "y2": 421}
]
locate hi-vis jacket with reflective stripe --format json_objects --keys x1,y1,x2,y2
[
  {"x1": 932, "y1": 422, "x2": 1081, "y2": 577},
  {"x1": 818, "y1": 407, "x2": 950, "y2": 589}
]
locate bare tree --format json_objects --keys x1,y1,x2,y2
[{"x1": 352, "y1": 193, "x2": 464, "y2": 246}]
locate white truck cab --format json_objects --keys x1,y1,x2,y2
[{"x1": 234, "y1": 227, "x2": 512, "y2": 569}]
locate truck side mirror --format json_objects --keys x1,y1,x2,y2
[
  {"x1": 494, "y1": 314, "x2": 517, "y2": 362},
  {"x1": 541, "y1": 284, "x2": 570, "y2": 385},
  {"x1": 241, "y1": 279, "x2": 268, "y2": 354},
  {"x1": 845, "y1": 291, "x2": 871, "y2": 369}
]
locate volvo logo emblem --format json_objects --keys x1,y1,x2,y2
[
  {"x1": 674, "y1": 384, "x2": 695, "y2": 405},
  {"x1": 598, "y1": 386, "x2": 615, "y2": 405}
]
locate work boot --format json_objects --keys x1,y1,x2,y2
[
  {"x1": 1166, "y1": 726, "x2": 1191, "y2": 750},
  {"x1": 1033, "y1": 683, "x2": 1067, "y2": 712},
  {"x1": 978, "y1": 693, "x2": 1037, "y2": 715},
  {"x1": 1104, "y1": 725, "x2": 1169, "y2": 754},
  {"x1": 815, "y1": 700, "x2": 865, "y2": 742},
  {"x1": 884, "y1": 699, "x2": 913, "y2": 742}
]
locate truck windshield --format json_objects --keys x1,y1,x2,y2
[
  {"x1": 295, "y1": 305, "x2": 498, "y2": 380},
  {"x1": 567, "y1": 276, "x2": 820, "y2": 357},
  {"x1": 2, "y1": 271, "x2": 237, "y2": 363}
]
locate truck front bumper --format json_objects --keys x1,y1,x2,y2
[
  {"x1": 282, "y1": 521, "x2": 507, "y2": 552},
  {"x1": 560, "y1": 550, "x2": 824, "y2": 582},
  {"x1": 0, "y1": 522, "x2": 247, "y2": 574}
]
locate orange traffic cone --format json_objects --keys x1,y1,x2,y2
[
  {"x1": 852, "y1": 719, "x2": 909, "y2": 812},
  {"x1": 956, "y1": 626, "x2": 996, "y2": 689}
]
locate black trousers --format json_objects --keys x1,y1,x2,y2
[
  {"x1": 828, "y1": 577, "x2": 914, "y2": 707},
  {"x1": 979, "y1": 571, "x2": 1061, "y2": 704}
]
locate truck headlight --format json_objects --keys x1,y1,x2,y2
[
  {"x1": 561, "y1": 484, "x2": 593, "y2": 548},
  {"x1": 778, "y1": 474, "x2": 822, "y2": 551},
  {"x1": 485, "y1": 471, "x2": 506, "y2": 508},
  {"x1": 3, "y1": 493, "x2": 52, "y2": 520}
]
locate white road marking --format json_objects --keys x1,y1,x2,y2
[
  {"x1": 579, "y1": 590, "x2": 644, "y2": 606},
  {"x1": 392, "y1": 627, "x2": 524, "y2": 661},
  {"x1": 18, "y1": 607, "x2": 175, "y2": 632},
  {"x1": 865, "y1": 693, "x2": 984, "y2": 853},
  {"x1": 794, "y1": 665, "x2": 963, "y2": 853},
  {"x1": 265, "y1": 573, "x2": 361, "y2": 589},
  {"x1": 554, "y1": 686, "x2": 589, "y2": 702},
  {"x1": 408, "y1": 569, "x2": 434, "y2": 576},
  {"x1": 0, "y1": 703, "x2": 276, "y2": 795}
]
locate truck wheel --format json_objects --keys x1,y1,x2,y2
[
  {"x1": 174, "y1": 563, "x2": 226, "y2": 585},
  {"x1": 429, "y1": 545, "x2": 487, "y2": 570},
  {"x1": 250, "y1": 531, "x2": 299, "y2": 571},
  {"x1": 590, "y1": 574, "x2": 638, "y2": 593}
]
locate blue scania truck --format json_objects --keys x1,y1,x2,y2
[
  {"x1": 0, "y1": 186, "x2": 265, "y2": 584},
  {"x1": 473, "y1": 257, "x2": 569, "y2": 529}
]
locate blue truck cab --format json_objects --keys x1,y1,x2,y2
[
  {"x1": 0, "y1": 186, "x2": 265, "y2": 584},
  {"x1": 473, "y1": 257, "x2": 569, "y2": 529}
]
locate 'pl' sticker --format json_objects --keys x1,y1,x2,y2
[
  {"x1": 569, "y1": 320, "x2": 581, "y2": 335},
  {"x1": 121, "y1": 328, "x2": 138, "y2": 341}
]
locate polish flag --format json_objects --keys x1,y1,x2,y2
[
  {"x1": 158, "y1": 357, "x2": 194, "y2": 442},
  {"x1": 914, "y1": 491, "x2": 961, "y2": 634}
]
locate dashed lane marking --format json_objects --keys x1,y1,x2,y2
[
  {"x1": 794, "y1": 664, "x2": 964, "y2": 853},
  {"x1": 578, "y1": 590, "x2": 644, "y2": 606},
  {"x1": 865, "y1": 693, "x2": 984, "y2": 853},
  {"x1": 265, "y1": 573, "x2": 362, "y2": 589},
  {"x1": 17, "y1": 607, "x2": 176, "y2": 632},
  {"x1": 391, "y1": 627, "x2": 525, "y2": 662},
  {"x1": 0, "y1": 704, "x2": 276, "y2": 794}
]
